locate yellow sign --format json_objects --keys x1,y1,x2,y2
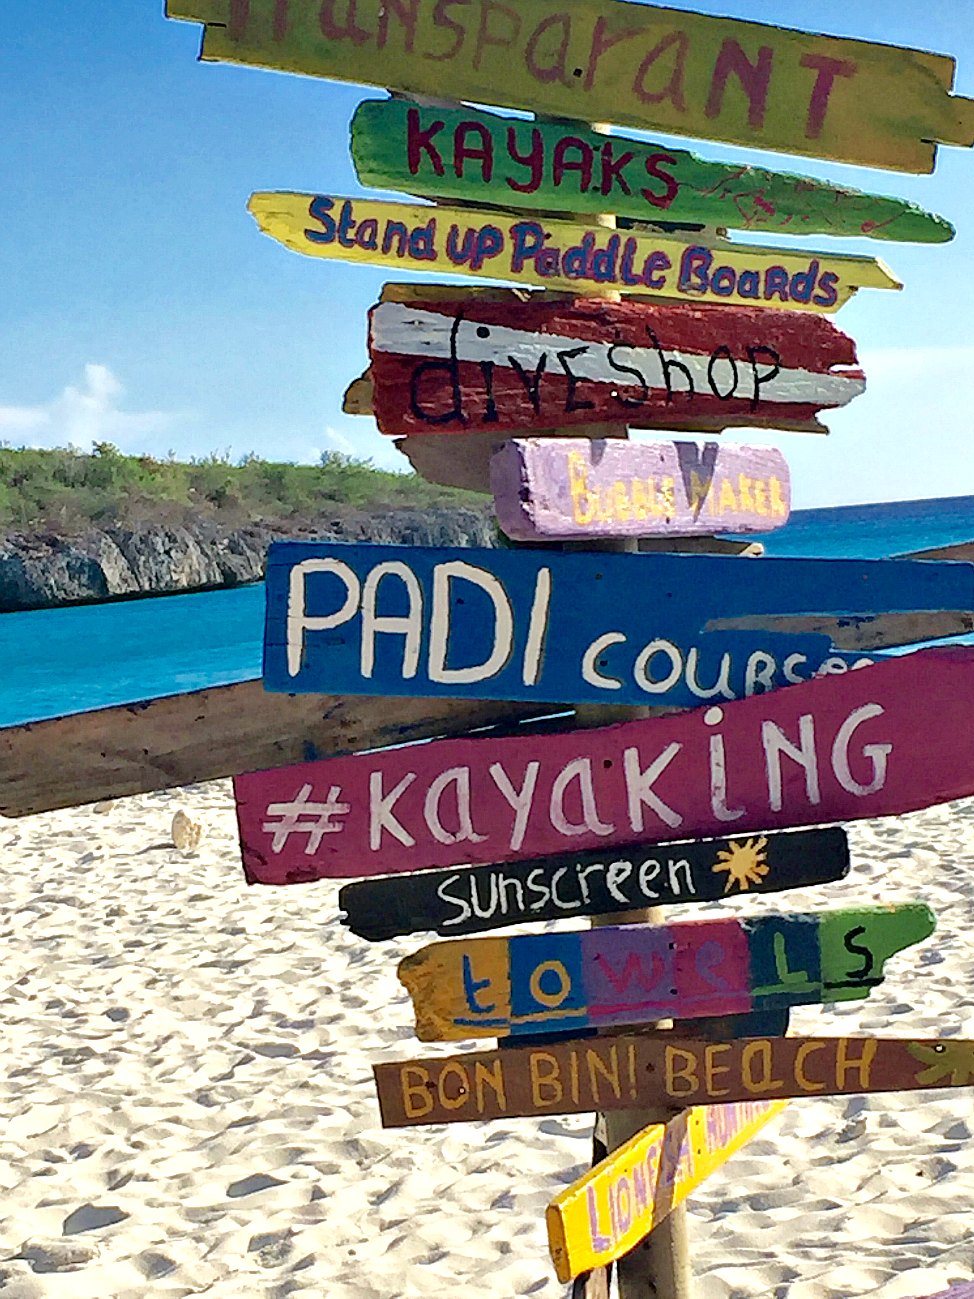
[
  {"x1": 546, "y1": 1100, "x2": 787, "y2": 1282},
  {"x1": 249, "y1": 193, "x2": 899, "y2": 313},
  {"x1": 168, "y1": 0, "x2": 974, "y2": 173}
]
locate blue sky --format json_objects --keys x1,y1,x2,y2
[{"x1": 2, "y1": 0, "x2": 974, "y2": 507}]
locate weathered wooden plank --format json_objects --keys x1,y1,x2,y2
[
  {"x1": 547, "y1": 1100, "x2": 787, "y2": 1283},
  {"x1": 711, "y1": 610, "x2": 974, "y2": 653},
  {"x1": 373, "y1": 1034, "x2": 974, "y2": 1128},
  {"x1": 368, "y1": 297, "x2": 865, "y2": 437},
  {"x1": 235, "y1": 646, "x2": 974, "y2": 885},
  {"x1": 338, "y1": 826, "x2": 850, "y2": 941},
  {"x1": 397, "y1": 904, "x2": 935, "y2": 1041},
  {"x1": 352, "y1": 100, "x2": 954, "y2": 244},
  {"x1": 167, "y1": 0, "x2": 974, "y2": 173},
  {"x1": 898, "y1": 541, "x2": 974, "y2": 563},
  {"x1": 0, "y1": 681, "x2": 546, "y2": 819},
  {"x1": 491, "y1": 439, "x2": 792, "y2": 541},
  {"x1": 262, "y1": 541, "x2": 974, "y2": 708},
  {"x1": 396, "y1": 428, "x2": 633, "y2": 495},
  {"x1": 248, "y1": 194, "x2": 900, "y2": 312}
]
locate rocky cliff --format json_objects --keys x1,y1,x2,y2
[{"x1": 0, "y1": 507, "x2": 496, "y2": 612}]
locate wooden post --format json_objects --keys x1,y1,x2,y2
[{"x1": 545, "y1": 117, "x2": 692, "y2": 1299}]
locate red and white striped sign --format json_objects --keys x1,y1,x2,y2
[{"x1": 368, "y1": 296, "x2": 865, "y2": 437}]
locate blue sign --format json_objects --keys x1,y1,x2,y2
[{"x1": 262, "y1": 543, "x2": 973, "y2": 709}]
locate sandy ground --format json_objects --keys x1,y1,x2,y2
[{"x1": 1, "y1": 783, "x2": 974, "y2": 1298}]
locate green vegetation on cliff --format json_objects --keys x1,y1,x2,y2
[{"x1": 0, "y1": 443, "x2": 477, "y2": 532}]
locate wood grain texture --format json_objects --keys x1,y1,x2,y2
[
  {"x1": 396, "y1": 904, "x2": 935, "y2": 1041},
  {"x1": 491, "y1": 439, "x2": 792, "y2": 540},
  {"x1": 236, "y1": 647, "x2": 974, "y2": 885},
  {"x1": 0, "y1": 682, "x2": 545, "y2": 819},
  {"x1": 711, "y1": 610, "x2": 974, "y2": 652},
  {"x1": 547, "y1": 1101, "x2": 787, "y2": 1282},
  {"x1": 262, "y1": 541, "x2": 974, "y2": 709},
  {"x1": 248, "y1": 194, "x2": 900, "y2": 313},
  {"x1": 368, "y1": 297, "x2": 865, "y2": 437},
  {"x1": 167, "y1": 0, "x2": 974, "y2": 173},
  {"x1": 395, "y1": 427, "x2": 629, "y2": 495},
  {"x1": 352, "y1": 100, "x2": 954, "y2": 243},
  {"x1": 337, "y1": 826, "x2": 851, "y2": 940},
  {"x1": 373, "y1": 1034, "x2": 974, "y2": 1127}
]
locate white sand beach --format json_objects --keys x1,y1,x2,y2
[{"x1": 2, "y1": 783, "x2": 974, "y2": 1299}]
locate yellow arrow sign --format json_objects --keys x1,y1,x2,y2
[
  {"x1": 167, "y1": 0, "x2": 974, "y2": 173},
  {"x1": 547, "y1": 1101, "x2": 787, "y2": 1282},
  {"x1": 248, "y1": 193, "x2": 900, "y2": 313}
]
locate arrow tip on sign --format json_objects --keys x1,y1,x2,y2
[
  {"x1": 865, "y1": 258, "x2": 904, "y2": 292},
  {"x1": 164, "y1": 1, "x2": 220, "y2": 22},
  {"x1": 941, "y1": 95, "x2": 974, "y2": 148}
]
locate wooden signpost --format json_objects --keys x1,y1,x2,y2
[
  {"x1": 397, "y1": 904, "x2": 935, "y2": 1041},
  {"x1": 248, "y1": 193, "x2": 901, "y2": 311},
  {"x1": 373, "y1": 1034, "x2": 974, "y2": 1128},
  {"x1": 351, "y1": 100, "x2": 955, "y2": 244},
  {"x1": 338, "y1": 826, "x2": 850, "y2": 941},
  {"x1": 166, "y1": 0, "x2": 974, "y2": 173},
  {"x1": 367, "y1": 296, "x2": 867, "y2": 437},
  {"x1": 491, "y1": 439, "x2": 792, "y2": 541},
  {"x1": 236, "y1": 646, "x2": 974, "y2": 886},
  {"x1": 546, "y1": 1101, "x2": 788, "y2": 1283},
  {"x1": 161, "y1": 4, "x2": 974, "y2": 1292},
  {"x1": 262, "y1": 540, "x2": 974, "y2": 709}
]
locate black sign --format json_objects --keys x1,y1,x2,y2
[{"x1": 338, "y1": 826, "x2": 850, "y2": 941}]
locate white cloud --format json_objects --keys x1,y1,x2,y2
[
  {"x1": 322, "y1": 425, "x2": 356, "y2": 456},
  {"x1": 0, "y1": 364, "x2": 187, "y2": 450}
]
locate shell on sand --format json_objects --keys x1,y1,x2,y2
[{"x1": 171, "y1": 809, "x2": 203, "y2": 853}]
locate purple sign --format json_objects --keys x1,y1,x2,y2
[{"x1": 490, "y1": 439, "x2": 791, "y2": 542}]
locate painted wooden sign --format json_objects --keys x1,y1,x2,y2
[
  {"x1": 373, "y1": 1033, "x2": 974, "y2": 1128},
  {"x1": 4, "y1": 603, "x2": 971, "y2": 820},
  {"x1": 491, "y1": 439, "x2": 793, "y2": 541},
  {"x1": 397, "y1": 904, "x2": 934, "y2": 1042},
  {"x1": 236, "y1": 645, "x2": 974, "y2": 885},
  {"x1": 368, "y1": 297, "x2": 866, "y2": 437},
  {"x1": 338, "y1": 826, "x2": 850, "y2": 941},
  {"x1": 248, "y1": 194, "x2": 899, "y2": 313},
  {"x1": 262, "y1": 541, "x2": 974, "y2": 710},
  {"x1": 547, "y1": 1100, "x2": 787, "y2": 1282},
  {"x1": 168, "y1": 0, "x2": 974, "y2": 173},
  {"x1": 352, "y1": 100, "x2": 954, "y2": 244}
]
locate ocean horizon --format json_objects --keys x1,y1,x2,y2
[{"x1": 4, "y1": 492, "x2": 973, "y2": 727}]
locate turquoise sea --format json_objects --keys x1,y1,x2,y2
[{"x1": 1, "y1": 493, "x2": 972, "y2": 727}]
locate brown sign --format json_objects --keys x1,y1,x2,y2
[{"x1": 374, "y1": 1035, "x2": 974, "y2": 1128}]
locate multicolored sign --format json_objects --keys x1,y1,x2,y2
[
  {"x1": 491, "y1": 439, "x2": 792, "y2": 541},
  {"x1": 546, "y1": 1101, "x2": 787, "y2": 1282},
  {"x1": 368, "y1": 297, "x2": 865, "y2": 436},
  {"x1": 397, "y1": 905, "x2": 935, "y2": 1041},
  {"x1": 248, "y1": 194, "x2": 900, "y2": 311},
  {"x1": 237, "y1": 646, "x2": 974, "y2": 886},
  {"x1": 167, "y1": 0, "x2": 974, "y2": 173},
  {"x1": 337, "y1": 826, "x2": 850, "y2": 941},
  {"x1": 373, "y1": 1034, "x2": 974, "y2": 1128},
  {"x1": 352, "y1": 100, "x2": 955, "y2": 242}
]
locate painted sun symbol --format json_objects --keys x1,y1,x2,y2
[{"x1": 712, "y1": 837, "x2": 771, "y2": 894}]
